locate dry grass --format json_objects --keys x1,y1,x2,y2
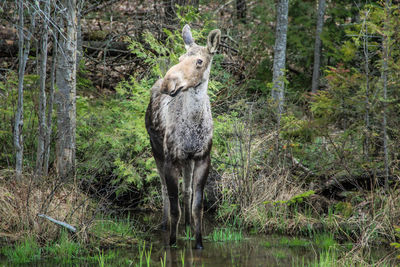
[
  {"x1": 0, "y1": 169, "x2": 94, "y2": 245},
  {"x1": 214, "y1": 117, "x2": 400, "y2": 249}
]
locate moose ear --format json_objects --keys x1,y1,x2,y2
[
  {"x1": 207, "y1": 29, "x2": 221, "y2": 54},
  {"x1": 182, "y1": 24, "x2": 194, "y2": 49}
]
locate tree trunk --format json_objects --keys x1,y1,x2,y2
[
  {"x1": 44, "y1": 26, "x2": 58, "y2": 177},
  {"x1": 56, "y1": 0, "x2": 77, "y2": 180},
  {"x1": 363, "y1": 11, "x2": 370, "y2": 161},
  {"x1": 271, "y1": 0, "x2": 289, "y2": 124},
  {"x1": 236, "y1": 0, "x2": 247, "y2": 23},
  {"x1": 382, "y1": 0, "x2": 390, "y2": 192},
  {"x1": 15, "y1": 0, "x2": 34, "y2": 180},
  {"x1": 76, "y1": 0, "x2": 83, "y2": 69},
  {"x1": 311, "y1": 0, "x2": 326, "y2": 94},
  {"x1": 36, "y1": 0, "x2": 51, "y2": 177}
]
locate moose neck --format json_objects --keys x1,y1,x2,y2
[
  {"x1": 184, "y1": 62, "x2": 211, "y2": 111},
  {"x1": 182, "y1": 78, "x2": 210, "y2": 122}
]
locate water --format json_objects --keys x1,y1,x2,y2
[
  {"x1": 129, "y1": 234, "x2": 317, "y2": 267},
  {"x1": 0, "y1": 214, "x2": 396, "y2": 266}
]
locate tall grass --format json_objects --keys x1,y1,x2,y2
[
  {"x1": 210, "y1": 227, "x2": 243, "y2": 242},
  {"x1": 0, "y1": 169, "x2": 93, "y2": 243},
  {"x1": 1, "y1": 237, "x2": 41, "y2": 264}
]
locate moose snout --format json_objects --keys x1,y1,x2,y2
[{"x1": 161, "y1": 77, "x2": 184, "y2": 97}]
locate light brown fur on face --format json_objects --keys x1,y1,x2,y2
[{"x1": 161, "y1": 46, "x2": 212, "y2": 96}]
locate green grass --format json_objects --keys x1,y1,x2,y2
[
  {"x1": 1, "y1": 236, "x2": 41, "y2": 264},
  {"x1": 279, "y1": 237, "x2": 311, "y2": 247},
  {"x1": 182, "y1": 225, "x2": 194, "y2": 241},
  {"x1": 314, "y1": 233, "x2": 337, "y2": 250},
  {"x1": 92, "y1": 215, "x2": 137, "y2": 237},
  {"x1": 134, "y1": 241, "x2": 153, "y2": 267},
  {"x1": 294, "y1": 248, "x2": 393, "y2": 267},
  {"x1": 44, "y1": 231, "x2": 82, "y2": 263},
  {"x1": 209, "y1": 228, "x2": 243, "y2": 242},
  {"x1": 97, "y1": 248, "x2": 106, "y2": 267}
]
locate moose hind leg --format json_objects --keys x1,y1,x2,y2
[
  {"x1": 192, "y1": 155, "x2": 210, "y2": 249},
  {"x1": 183, "y1": 160, "x2": 194, "y2": 227},
  {"x1": 155, "y1": 158, "x2": 169, "y2": 230},
  {"x1": 164, "y1": 159, "x2": 180, "y2": 246}
]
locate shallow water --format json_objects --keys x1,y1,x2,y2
[
  {"x1": 130, "y1": 233, "x2": 316, "y2": 267},
  {"x1": 1, "y1": 214, "x2": 396, "y2": 266}
]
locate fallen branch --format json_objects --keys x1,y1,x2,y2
[{"x1": 38, "y1": 214, "x2": 77, "y2": 233}]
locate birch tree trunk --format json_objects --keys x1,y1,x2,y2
[
  {"x1": 36, "y1": 0, "x2": 51, "y2": 177},
  {"x1": 311, "y1": 0, "x2": 326, "y2": 94},
  {"x1": 15, "y1": 0, "x2": 33, "y2": 180},
  {"x1": 56, "y1": 0, "x2": 77, "y2": 180},
  {"x1": 271, "y1": 0, "x2": 289, "y2": 124}
]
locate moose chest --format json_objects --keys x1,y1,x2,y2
[{"x1": 163, "y1": 91, "x2": 213, "y2": 160}]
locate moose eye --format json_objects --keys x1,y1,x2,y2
[{"x1": 196, "y1": 59, "x2": 203, "y2": 65}]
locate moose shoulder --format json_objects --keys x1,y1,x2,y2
[{"x1": 145, "y1": 24, "x2": 221, "y2": 249}]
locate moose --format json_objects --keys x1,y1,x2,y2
[{"x1": 145, "y1": 24, "x2": 221, "y2": 249}]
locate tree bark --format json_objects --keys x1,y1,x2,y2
[
  {"x1": 311, "y1": 0, "x2": 326, "y2": 94},
  {"x1": 36, "y1": 0, "x2": 51, "y2": 177},
  {"x1": 44, "y1": 25, "x2": 58, "y2": 177},
  {"x1": 14, "y1": 0, "x2": 34, "y2": 180},
  {"x1": 271, "y1": 0, "x2": 289, "y2": 124},
  {"x1": 56, "y1": 0, "x2": 77, "y2": 180}
]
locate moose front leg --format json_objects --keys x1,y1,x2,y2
[
  {"x1": 164, "y1": 159, "x2": 180, "y2": 246},
  {"x1": 183, "y1": 160, "x2": 194, "y2": 226},
  {"x1": 192, "y1": 154, "x2": 210, "y2": 249}
]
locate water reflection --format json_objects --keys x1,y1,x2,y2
[{"x1": 154, "y1": 233, "x2": 315, "y2": 267}]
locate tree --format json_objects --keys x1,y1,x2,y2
[
  {"x1": 56, "y1": 0, "x2": 78, "y2": 180},
  {"x1": 14, "y1": 0, "x2": 34, "y2": 180},
  {"x1": 271, "y1": 0, "x2": 289, "y2": 124},
  {"x1": 382, "y1": 0, "x2": 390, "y2": 191},
  {"x1": 311, "y1": 0, "x2": 326, "y2": 94},
  {"x1": 36, "y1": 0, "x2": 51, "y2": 177}
]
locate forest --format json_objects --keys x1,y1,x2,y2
[{"x1": 0, "y1": 0, "x2": 399, "y2": 266}]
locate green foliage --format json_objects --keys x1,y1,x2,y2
[
  {"x1": 1, "y1": 237, "x2": 41, "y2": 264},
  {"x1": 390, "y1": 226, "x2": 400, "y2": 259},
  {"x1": 263, "y1": 191, "x2": 315, "y2": 207},
  {"x1": 281, "y1": 113, "x2": 315, "y2": 143},
  {"x1": 76, "y1": 76, "x2": 158, "y2": 198},
  {"x1": 314, "y1": 233, "x2": 337, "y2": 251},
  {"x1": 334, "y1": 202, "x2": 353, "y2": 218},
  {"x1": 0, "y1": 72, "x2": 42, "y2": 169},
  {"x1": 45, "y1": 231, "x2": 82, "y2": 263}
]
